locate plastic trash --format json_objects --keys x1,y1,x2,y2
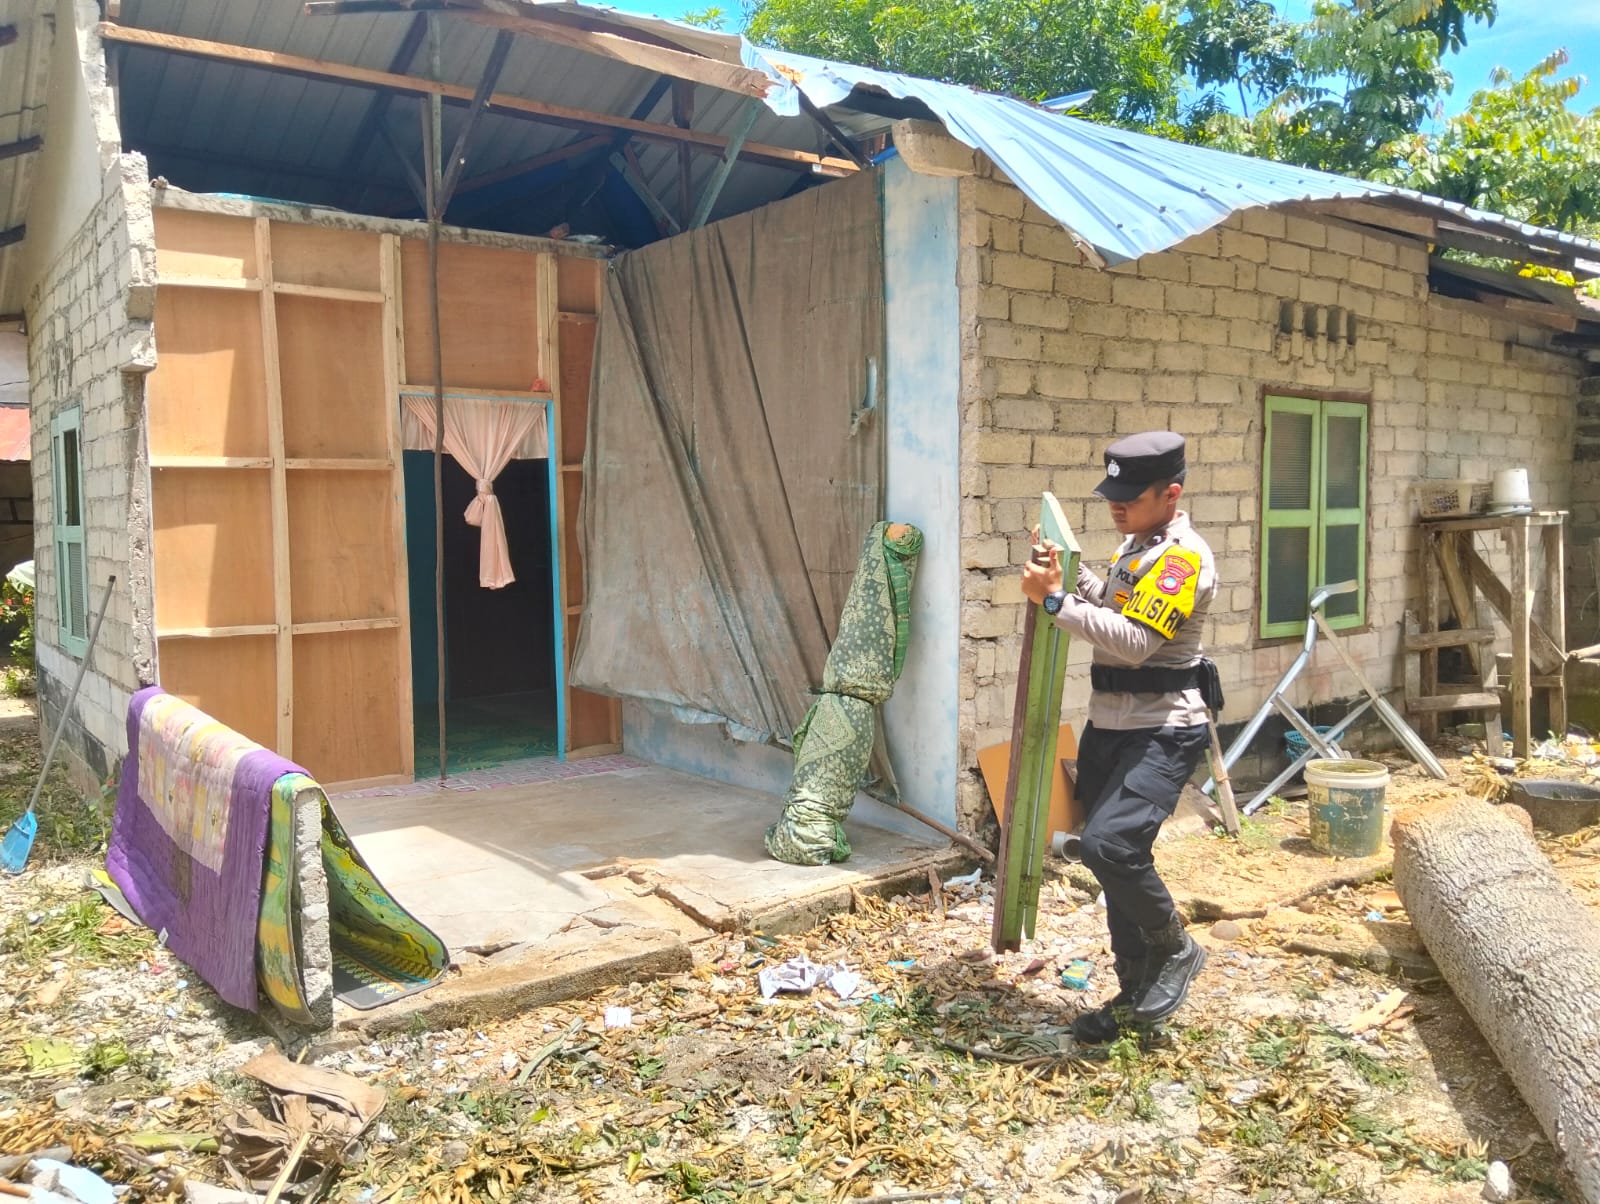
[{"x1": 1060, "y1": 960, "x2": 1093, "y2": 990}]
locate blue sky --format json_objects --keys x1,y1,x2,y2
[{"x1": 601, "y1": 0, "x2": 1599, "y2": 119}]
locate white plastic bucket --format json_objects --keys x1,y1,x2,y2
[{"x1": 1305, "y1": 759, "x2": 1389, "y2": 858}]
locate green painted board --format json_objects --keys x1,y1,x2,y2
[{"x1": 991, "y1": 492, "x2": 1081, "y2": 953}]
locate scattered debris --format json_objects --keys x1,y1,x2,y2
[{"x1": 1483, "y1": 1159, "x2": 1515, "y2": 1202}]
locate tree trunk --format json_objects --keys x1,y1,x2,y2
[{"x1": 1392, "y1": 796, "x2": 1600, "y2": 1203}]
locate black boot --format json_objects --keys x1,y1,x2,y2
[
  {"x1": 1130, "y1": 914, "x2": 1206, "y2": 1024},
  {"x1": 1070, "y1": 956, "x2": 1146, "y2": 1044}
]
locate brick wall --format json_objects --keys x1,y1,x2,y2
[
  {"x1": 26, "y1": 149, "x2": 158, "y2": 789},
  {"x1": 952, "y1": 161, "x2": 1586, "y2": 830}
]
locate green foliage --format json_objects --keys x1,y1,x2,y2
[
  {"x1": 0, "y1": 575, "x2": 34, "y2": 695},
  {"x1": 1378, "y1": 51, "x2": 1600, "y2": 233},
  {"x1": 741, "y1": 0, "x2": 1191, "y2": 129},
  {"x1": 1192, "y1": 0, "x2": 1497, "y2": 175}
]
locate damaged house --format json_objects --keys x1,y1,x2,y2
[{"x1": 5, "y1": 0, "x2": 1600, "y2": 1013}]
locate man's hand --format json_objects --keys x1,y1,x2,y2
[{"x1": 1020, "y1": 535, "x2": 1063, "y2": 606}]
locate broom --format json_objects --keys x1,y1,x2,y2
[{"x1": 1, "y1": 574, "x2": 116, "y2": 875}]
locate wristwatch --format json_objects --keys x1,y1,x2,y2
[{"x1": 1042, "y1": 590, "x2": 1067, "y2": 616}]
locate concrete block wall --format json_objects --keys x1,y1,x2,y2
[
  {"x1": 26, "y1": 150, "x2": 158, "y2": 789},
  {"x1": 951, "y1": 161, "x2": 1586, "y2": 828}
]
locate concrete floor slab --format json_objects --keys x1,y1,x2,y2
[{"x1": 334, "y1": 764, "x2": 951, "y2": 955}]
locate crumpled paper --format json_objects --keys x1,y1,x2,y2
[{"x1": 757, "y1": 956, "x2": 868, "y2": 1000}]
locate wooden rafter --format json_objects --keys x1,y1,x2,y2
[
  {"x1": 99, "y1": 23, "x2": 856, "y2": 175},
  {"x1": 437, "y1": 28, "x2": 514, "y2": 208},
  {"x1": 338, "y1": 12, "x2": 430, "y2": 208},
  {"x1": 0, "y1": 135, "x2": 42, "y2": 162}
]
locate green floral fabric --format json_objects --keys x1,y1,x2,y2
[{"x1": 765, "y1": 522, "x2": 924, "y2": 865}]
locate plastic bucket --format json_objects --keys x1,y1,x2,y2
[{"x1": 1305, "y1": 759, "x2": 1389, "y2": 858}]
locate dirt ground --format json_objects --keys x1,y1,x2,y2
[{"x1": 2, "y1": 731, "x2": 1597, "y2": 1204}]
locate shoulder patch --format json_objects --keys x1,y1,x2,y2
[{"x1": 1123, "y1": 547, "x2": 1204, "y2": 639}]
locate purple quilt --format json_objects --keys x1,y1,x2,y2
[{"x1": 107, "y1": 686, "x2": 299, "y2": 1012}]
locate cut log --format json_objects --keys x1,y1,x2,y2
[{"x1": 1392, "y1": 796, "x2": 1600, "y2": 1203}]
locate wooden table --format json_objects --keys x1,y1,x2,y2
[{"x1": 1411, "y1": 511, "x2": 1566, "y2": 758}]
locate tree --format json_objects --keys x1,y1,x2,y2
[
  {"x1": 737, "y1": 0, "x2": 1191, "y2": 131},
  {"x1": 1190, "y1": 0, "x2": 1498, "y2": 175},
  {"x1": 1378, "y1": 51, "x2": 1600, "y2": 235}
]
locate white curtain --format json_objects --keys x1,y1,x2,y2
[{"x1": 401, "y1": 394, "x2": 547, "y2": 590}]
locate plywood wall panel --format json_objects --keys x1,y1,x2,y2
[
  {"x1": 270, "y1": 223, "x2": 382, "y2": 291},
  {"x1": 151, "y1": 469, "x2": 275, "y2": 629},
  {"x1": 159, "y1": 635, "x2": 278, "y2": 751},
  {"x1": 276, "y1": 296, "x2": 389, "y2": 460},
  {"x1": 292, "y1": 629, "x2": 405, "y2": 784},
  {"x1": 286, "y1": 472, "x2": 399, "y2": 624},
  {"x1": 556, "y1": 255, "x2": 601, "y2": 314},
  {"x1": 153, "y1": 209, "x2": 258, "y2": 282},
  {"x1": 400, "y1": 241, "x2": 541, "y2": 390},
  {"x1": 146, "y1": 289, "x2": 270, "y2": 459},
  {"x1": 558, "y1": 317, "x2": 595, "y2": 467}
]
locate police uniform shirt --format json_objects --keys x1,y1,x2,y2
[{"x1": 1049, "y1": 510, "x2": 1217, "y2": 731}]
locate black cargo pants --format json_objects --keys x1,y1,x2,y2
[{"x1": 1074, "y1": 721, "x2": 1210, "y2": 961}]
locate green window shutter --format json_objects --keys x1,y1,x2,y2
[
  {"x1": 1259, "y1": 396, "x2": 1369, "y2": 639},
  {"x1": 1260, "y1": 396, "x2": 1321, "y2": 639},
  {"x1": 51, "y1": 408, "x2": 88, "y2": 658},
  {"x1": 1320, "y1": 401, "x2": 1368, "y2": 630}
]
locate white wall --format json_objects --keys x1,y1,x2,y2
[
  {"x1": 19, "y1": 0, "x2": 118, "y2": 294},
  {"x1": 879, "y1": 156, "x2": 962, "y2": 828}
]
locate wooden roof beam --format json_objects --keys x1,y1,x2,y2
[
  {"x1": 0, "y1": 136, "x2": 42, "y2": 162},
  {"x1": 98, "y1": 23, "x2": 856, "y2": 175}
]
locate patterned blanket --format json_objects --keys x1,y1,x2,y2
[
  {"x1": 108, "y1": 687, "x2": 293, "y2": 1011},
  {"x1": 110, "y1": 688, "x2": 449, "y2": 1024}
]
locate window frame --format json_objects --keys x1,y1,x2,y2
[
  {"x1": 50, "y1": 406, "x2": 88, "y2": 658},
  {"x1": 1258, "y1": 392, "x2": 1370, "y2": 641}
]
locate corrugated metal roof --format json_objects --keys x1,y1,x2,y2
[
  {"x1": 746, "y1": 43, "x2": 1600, "y2": 270},
  {"x1": 0, "y1": 0, "x2": 53, "y2": 315},
  {"x1": 44, "y1": 0, "x2": 1600, "y2": 288}
]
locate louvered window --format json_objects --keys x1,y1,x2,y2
[
  {"x1": 1260, "y1": 396, "x2": 1367, "y2": 639},
  {"x1": 51, "y1": 407, "x2": 88, "y2": 657}
]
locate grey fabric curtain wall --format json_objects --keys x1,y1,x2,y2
[{"x1": 571, "y1": 170, "x2": 885, "y2": 745}]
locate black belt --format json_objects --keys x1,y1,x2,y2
[{"x1": 1091, "y1": 659, "x2": 1225, "y2": 713}]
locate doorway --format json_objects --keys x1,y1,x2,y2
[{"x1": 403, "y1": 426, "x2": 562, "y2": 777}]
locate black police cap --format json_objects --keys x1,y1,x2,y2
[{"x1": 1093, "y1": 431, "x2": 1186, "y2": 501}]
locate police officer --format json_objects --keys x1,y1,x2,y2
[{"x1": 1020, "y1": 430, "x2": 1222, "y2": 1042}]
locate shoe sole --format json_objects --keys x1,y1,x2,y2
[{"x1": 1130, "y1": 944, "x2": 1208, "y2": 1025}]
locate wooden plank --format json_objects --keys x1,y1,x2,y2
[
  {"x1": 284, "y1": 458, "x2": 392, "y2": 471},
  {"x1": 290, "y1": 617, "x2": 401, "y2": 635},
  {"x1": 153, "y1": 208, "x2": 258, "y2": 281},
  {"x1": 1309, "y1": 199, "x2": 1438, "y2": 239},
  {"x1": 152, "y1": 469, "x2": 275, "y2": 629},
  {"x1": 146, "y1": 288, "x2": 270, "y2": 459},
  {"x1": 286, "y1": 473, "x2": 400, "y2": 624},
  {"x1": 276, "y1": 295, "x2": 390, "y2": 459},
  {"x1": 159, "y1": 275, "x2": 263, "y2": 292},
  {"x1": 159, "y1": 635, "x2": 279, "y2": 751},
  {"x1": 292, "y1": 629, "x2": 406, "y2": 784},
  {"x1": 1509, "y1": 519, "x2": 1532, "y2": 758},
  {"x1": 1544, "y1": 520, "x2": 1568, "y2": 738},
  {"x1": 381, "y1": 233, "x2": 415, "y2": 781},
  {"x1": 1459, "y1": 541, "x2": 1565, "y2": 672},
  {"x1": 564, "y1": 613, "x2": 615, "y2": 748},
  {"x1": 558, "y1": 311, "x2": 595, "y2": 468},
  {"x1": 97, "y1": 23, "x2": 857, "y2": 174},
  {"x1": 1404, "y1": 626, "x2": 1497, "y2": 651},
  {"x1": 553, "y1": 254, "x2": 598, "y2": 315},
  {"x1": 0, "y1": 135, "x2": 42, "y2": 162},
  {"x1": 152, "y1": 457, "x2": 274, "y2": 469},
  {"x1": 398, "y1": 383, "x2": 552, "y2": 401},
  {"x1": 993, "y1": 494, "x2": 1080, "y2": 953},
  {"x1": 400, "y1": 240, "x2": 541, "y2": 390},
  {"x1": 1408, "y1": 692, "x2": 1505, "y2": 713},
  {"x1": 455, "y1": 5, "x2": 774, "y2": 100},
  {"x1": 257, "y1": 217, "x2": 295, "y2": 755},
  {"x1": 158, "y1": 625, "x2": 279, "y2": 639},
  {"x1": 273, "y1": 282, "x2": 384, "y2": 304},
  {"x1": 266, "y1": 222, "x2": 383, "y2": 291},
  {"x1": 562, "y1": 469, "x2": 584, "y2": 610},
  {"x1": 1432, "y1": 531, "x2": 1484, "y2": 677}
]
